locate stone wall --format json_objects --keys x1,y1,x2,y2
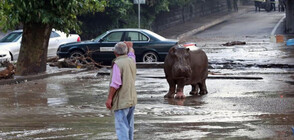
[{"x1": 152, "y1": 0, "x2": 234, "y2": 32}]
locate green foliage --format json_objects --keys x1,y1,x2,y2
[
  {"x1": 0, "y1": 0, "x2": 107, "y2": 34},
  {"x1": 106, "y1": 0, "x2": 134, "y2": 28},
  {"x1": 168, "y1": 0, "x2": 195, "y2": 7},
  {"x1": 104, "y1": 0, "x2": 172, "y2": 29},
  {"x1": 106, "y1": 0, "x2": 133, "y2": 17},
  {"x1": 106, "y1": 0, "x2": 195, "y2": 29},
  {"x1": 138, "y1": 0, "x2": 169, "y2": 28},
  {"x1": 79, "y1": 0, "x2": 199, "y2": 40}
]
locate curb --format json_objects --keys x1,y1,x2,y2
[
  {"x1": 97, "y1": 71, "x2": 263, "y2": 80},
  {"x1": 136, "y1": 62, "x2": 164, "y2": 68},
  {"x1": 0, "y1": 69, "x2": 89, "y2": 85},
  {"x1": 271, "y1": 15, "x2": 286, "y2": 36},
  {"x1": 177, "y1": 8, "x2": 250, "y2": 40}
]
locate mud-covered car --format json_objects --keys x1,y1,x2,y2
[{"x1": 57, "y1": 28, "x2": 178, "y2": 64}]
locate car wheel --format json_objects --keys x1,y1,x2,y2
[
  {"x1": 142, "y1": 52, "x2": 158, "y2": 62},
  {"x1": 70, "y1": 50, "x2": 84, "y2": 60}
]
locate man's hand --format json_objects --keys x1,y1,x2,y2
[
  {"x1": 124, "y1": 41, "x2": 134, "y2": 53},
  {"x1": 105, "y1": 99, "x2": 112, "y2": 110},
  {"x1": 124, "y1": 41, "x2": 133, "y2": 48},
  {"x1": 105, "y1": 87, "x2": 117, "y2": 110}
]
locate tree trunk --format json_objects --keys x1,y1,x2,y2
[
  {"x1": 285, "y1": 0, "x2": 294, "y2": 33},
  {"x1": 15, "y1": 23, "x2": 52, "y2": 76}
]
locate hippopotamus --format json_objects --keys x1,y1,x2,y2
[{"x1": 164, "y1": 44, "x2": 208, "y2": 99}]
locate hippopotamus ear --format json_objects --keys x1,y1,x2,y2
[
  {"x1": 169, "y1": 47, "x2": 176, "y2": 55},
  {"x1": 185, "y1": 48, "x2": 190, "y2": 52}
]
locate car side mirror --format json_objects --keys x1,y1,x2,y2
[{"x1": 99, "y1": 38, "x2": 104, "y2": 42}]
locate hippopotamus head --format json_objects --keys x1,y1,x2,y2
[{"x1": 167, "y1": 45, "x2": 192, "y2": 80}]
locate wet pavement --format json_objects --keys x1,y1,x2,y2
[
  {"x1": 1, "y1": 9, "x2": 294, "y2": 140},
  {"x1": 0, "y1": 68, "x2": 293, "y2": 139}
]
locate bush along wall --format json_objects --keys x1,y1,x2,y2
[
  {"x1": 152, "y1": 0, "x2": 232, "y2": 33},
  {"x1": 78, "y1": 0, "x2": 237, "y2": 40}
]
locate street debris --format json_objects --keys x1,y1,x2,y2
[
  {"x1": 222, "y1": 41, "x2": 246, "y2": 46},
  {"x1": 0, "y1": 61, "x2": 15, "y2": 79},
  {"x1": 48, "y1": 47, "x2": 102, "y2": 69},
  {"x1": 48, "y1": 57, "x2": 102, "y2": 69},
  {"x1": 47, "y1": 56, "x2": 59, "y2": 63},
  {"x1": 286, "y1": 38, "x2": 294, "y2": 46}
]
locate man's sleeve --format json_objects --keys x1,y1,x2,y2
[
  {"x1": 128, "y1": 52, "x2": 136, "y2": 63},
  {"x1": 110, "y1": 64, "x2": 122, "y2": 89}
]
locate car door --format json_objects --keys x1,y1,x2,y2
[
  {"x1": 124, "y1": 31, "x2": 150, "y2": 62},
  {"x1": 96, "y1": 31, "x2": 124, "y2": 64},
  {"x1": 48, "y1": 31, "x2": 61, "y2": 57},
  {"x1": 0, "y1": 31, "x2": 22, "y2": 60}
]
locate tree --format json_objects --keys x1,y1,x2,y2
[
  {"x1": 79, "y1": 0, "x2": 172, "y2": 40},
  {"x1": 78, "y1": 0, "x2": 133, "y2": 40},
  {"x1": 285, "y1": 0, "x2": 294, "y2": 33},
  {"x1": 0, "y1": 0, "x2": 106, "y2": 76}
]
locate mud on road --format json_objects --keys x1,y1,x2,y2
[{"x1": 0, "y1": 65, "x2": 293, "y2": 139}]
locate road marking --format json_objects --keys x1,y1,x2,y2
[{"x1": 271, "y1": 15, "x2": 285, "y2": 36}]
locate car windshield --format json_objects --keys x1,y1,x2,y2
[
  {"x1": 94, "y1": 32, "x2": 108, "y2": 41},
  {"x1": 0, "y1": 32, "x2": 22, "y2": 42},
  {"x1": 144, "y1": 30, "x2": 166, "y2": 41}
]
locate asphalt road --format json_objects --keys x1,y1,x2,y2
[
  {"x1": 193, "y1": 10, "x2": 286, "y2": 41},
  {"x1": 0, "y1": 10, "x2": 293, "y2": 139}
]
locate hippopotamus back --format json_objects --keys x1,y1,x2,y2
[{"x1": 164, "y1": 44, "x2": 208, "y2": 98}]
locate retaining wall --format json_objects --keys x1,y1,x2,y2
[{"x1": 152, "y1": 0, "x2": 238, "y2": 32}]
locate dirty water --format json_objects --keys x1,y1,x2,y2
[
  {"x1": 0, "y1": 40, "x2": 294, "y2": 139},
  {"x1": 0, "y1": 65, "x2": 293, "y2": 139}
]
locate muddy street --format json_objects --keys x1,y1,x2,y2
[
  {"x1": 0, "y1": 67, "x2": 293, "y2": 139},
  {"x1": 0, "y1": 9, "x2": 294, "y2": 140}
]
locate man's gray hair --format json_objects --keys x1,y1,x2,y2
[{"x1": 114, "y1": 42, "x2": 128, "y2": 55}]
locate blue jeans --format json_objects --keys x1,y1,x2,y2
[{"x1": 114, "y1": 106, "x2": 135, "y2": 140}]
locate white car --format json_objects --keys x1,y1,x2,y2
[
  {"x1": 0, "y1": 29, "x2": 81, "y2": 61},
  {"x1": 0, "y1": 49, "x2": 11, "y2": 63}
]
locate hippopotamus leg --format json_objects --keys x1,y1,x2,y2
[
  {"x1": 164, "y1": 79, "x2": 176, "y2": 98},
  {"x1": 189, "y1": 84, "x2": 199, "y2": 95},
  {"x1": 175, "y1": 83, "x2": 186, "y2": 99},
  {"x1": 199, "y1": 80, "x2": 208, "y2": 95}
]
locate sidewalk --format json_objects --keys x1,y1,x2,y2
[{"x1": 158, "y1": 6, "x2": 253, "y2": 40}]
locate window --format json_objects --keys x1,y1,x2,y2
[
  {"x1": 144, "y1": 30, "x2": 166, "y2": 41},
  {"x1": 0, "y1": 32, "x2": 22, "y2": 42},
  {"x1": 50, "y1": 31, "x2": 60, "y2": 38},
  {"x1": 104, "y1": 32, "x2": 123, "y2": 42},
  {"x1": 127, "y1": 32, "x2": 148, "y2": 41}
]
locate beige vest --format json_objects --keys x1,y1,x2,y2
[{"x1": 110, "y1": 55, "x2": 137, "y2": 111}]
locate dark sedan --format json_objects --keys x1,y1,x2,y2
[{"x1": 57, "y1": 28, "x2": 178, "y2": 64}]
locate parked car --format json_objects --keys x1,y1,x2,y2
[
  {"x1": 57, "y1": 28, "x2": 178, "y2": 64},
  {"x1": 0, "y1": 29, "x2": 81, "y2": 61},
  {"x1": 0, "y1": 49, "x2": 11, "y2": 63}
]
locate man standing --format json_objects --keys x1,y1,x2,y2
[
  {"x1": 105, "y1": 41, "x2": 137, "y2": 140},
  {"x1": 270, "y1": 0, "x2": 276, "y2": 11},
  {"x1": 278, "y1": 0, "x2": 285, "y2": 12},
  {"x1": 233, "y1": 0, "x2": 238, "y2": 11}
]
